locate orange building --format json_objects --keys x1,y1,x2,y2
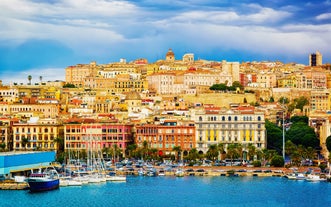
[
  {"x1": 135, "y1": 120, "x2": 196, "y2": 156},
  {"x1": 64, "y1": 119, "x2": 134, "y2": 157}
]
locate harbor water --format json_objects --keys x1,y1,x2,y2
[{"x1": 1, "y1": 176, "x2": 331, "y2": 207}]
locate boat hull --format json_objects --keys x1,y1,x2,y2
[{"x1": 28, "y1": 179, "x2": 60, "y2": 192}]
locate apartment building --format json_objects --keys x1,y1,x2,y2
[
  {"x1": 64, "y1": 121, "x2": 134, "y2": 157},
  {"x1": 12, "y1": 118, "x2": 63, "y2": 151},
  {"x1": 135, "y1": 120, "x2": 196, "y2": 156},
  {"x1": 0, "y1": 118, "x2": 11, "y2": 151},
  {"x1": 194, "y1": 105, "x2": 266, "y2": 155},
  {"x1": 0, "y1": 103, "x2": 59, "y2": 118}
]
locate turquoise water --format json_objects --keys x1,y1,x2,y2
[{"x1": 1, "y1": 176, "x2": 331, "y2": 207}]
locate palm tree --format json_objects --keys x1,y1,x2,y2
[
  {"x1": 39, "y1": 76, "x2": 43, "y2": 83},
  {"x1": 172, "y1": 146, "x2": 182, "y2": 162},
  {"x1": 21, "y1": 137, "x2": 29, "y2": 150},
  {"x1": 206, "y1": 144, "x2": 219, "y2": 161},
  {"x1": 247, "y1": 143, "x2": 256, "y2": 161},
  {"x1": 142, "y1": 141, "x2": 149, "y2": 160},
  {"x1": 27, "y1": 75, "x2": 32, "y2": 85},
  {"x1": 126, "y1": 144, "x2": 137, "y2": 158},
  {"x1": 102, "y1": 147, "x2": 111, "y2": 159},
  {"x1": 188, "y1": 148, "x2": 199, "y2": 162},
  {"x1": 217, "y1": 143, "x2": 225, "y2": 160},
  {"x1": 227, "y1": 144, "x2": 240, "y2": 165}
]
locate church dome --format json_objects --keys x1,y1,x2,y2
[{"x1": 165, "y1": 48, "x2": 175, "y2": 61}]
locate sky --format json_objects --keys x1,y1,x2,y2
[{"x1": 0, "y1": 0, "x2": 331, "y2": 84}]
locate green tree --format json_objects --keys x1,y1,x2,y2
[
  {"x1": 278, "y1": 96, "x2": 289, "y2": 104},
  {"x1": 265, "y1": 119, "x2": 283, "y2": 153},
  {"x1": 269, "y1": 96, "x2": 275, "y2": 102},
  {"x1": 21, "y1": 137, "x2": 29, "y2": 150},
  {"x1": 188, "y1": 148, "x2": 200, "y2": 162},
  {"x1": 271, "y1": 155, "x2": 284, "y2": 167},
  {"x1": 226, "y1": 144, "x2": 240, "y2": 165},
  {"x1": 0, "y1": 143, "x2": 6, "y2": 151},
  {"x1": 232, "y1": 81, "x2": 244, "y2": 90},
  {"x1": 247, "y1": 143, "x2": 256, "y2": 161},
  {"x1": 286, "y1": 122, "x2": 318, "y2": 148},
  {"x1": 102, "y1": 147, "x2": 111, "y2": 159},
  {"x1": 290, "y1": 116, "x2": 308, "y2": 124},
  {"x1": 217, "y1": 143, "x2": 226, "y2": 160},
  {"x1": 326, "y1": 136, "x2": 331, "y2": 152},
  {"x1": 126, "y1": 144, "x2": 137, "y2": 158},
  {"x1": 294, "y1": 96, "x2": 309, "y2": 111},
  {"x1": 172, "y1": 146, "x2": 182, "y2": 162},
  {"x1": 206, "y1": 144, "x2": 219, "y2": 161}
]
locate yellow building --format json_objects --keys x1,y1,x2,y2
[
  {"x1": 277, "y1": 75, "x2": 297, "y2": 88},
  {"x1": 12, "y1": 118, "x2": 63, "y2": 151},
  {"x1": 194, "y1": 105, "x2": 266, "y2": 157}
]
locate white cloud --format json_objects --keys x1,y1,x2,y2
[
  {"x1": 0, "y1": 68, "x2": 65, "y2": 85},
  {"x1": 316, "y1": 13, "x2": 331, "y2": 21}
]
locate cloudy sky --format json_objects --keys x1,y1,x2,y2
[{"x1": 0, "y1": 0, "x2": 331, "y2": 84}]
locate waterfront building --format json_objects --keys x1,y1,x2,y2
[
  {"x1": 0, "y1": 151, "x2": 56, "y2": 179},
  {"x1": 64, "y1": 119, "x2": 133, "y2": 158},
  {"x1": 194, "y1": 105, "x2": 266, "y2": 156},
  {"x1": 135, "y1": 120, "x2": 196, "y2": 156},
  {"x1": 12, "y1": 117, "x2": 63, "y2": 151}
]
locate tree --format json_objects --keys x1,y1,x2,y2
[
  {"x1": 271, "y1": 155, "x2": 284, "y2": 167},
  {"x1": 172, "y1": 146, "x2": 182, "y2": 162},
  {"x1": 278, "y1": 96, "x2": 289, "y2": 104},
  {"x1": 188, "y1": 148, "x2": 200, "y2": 161},
  {"x1": 39, "y1": 76, "x2": 43, "y2": 83},
  {"x1": 326, "y1": 136, "x2": 331, "y2": 152},
  {"x1": 232, "y1": 81, "x2": 244, "y2": 90},
  {"x1": 126, "y1": 144, "x2": 137, "y2": 158},
  {"x1": 294, "y1": 96, "x2": 309, "y2": 111},
  {"x1": 27, "y1": 75, "x2": 32, "y2": 85},
  {"x1": 217, "y1": 143, "x2": 226, "y2": 160},
  {"x1": 269, "y1": 96, "x2": 275, "y2": 102},
  {"x1": 226, "y1": 144, "x2": 240, "y2": 165},
  {"x1": 286, "y1": 122, "x2": 319, "y2": 148},
  {"x1": 0, "y1": 143, "x2": 6, "y2": 151},
  {"x1": 102, "y1": 147, "x2": 111, "y2": 159},
  {"x1": 247, "y1": 143, "x2": 256, "y2": 161},
  {"x1": 290, "y1": 116, "x2": 308, "y2": 124},
  {"x1": 265, "y1": 119, "x2": 283, "y2": 153},
  {"x1": 206, "y1": 144, "x2": 219, "y2": 161}
]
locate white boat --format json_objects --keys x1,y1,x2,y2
[
  {"x1": 175, "y1": 168, "x2": 184, "y2": 177},
  {"x1": 295, "y1": 173, "x2": 306, "y2": 180},
  {"x1": 106, "y1": 175, "x2": 126, "y2": 182},
  {"x1": 306, "y1": 174, "x2": 326, "y2": 182}
]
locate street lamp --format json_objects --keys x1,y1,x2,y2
[{"x1": 281, "y1": 99, "x2": 287, "y2": 164}]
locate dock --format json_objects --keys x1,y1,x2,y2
[{"x1": 0, "y1": 181, "x2": 29, "y2": 190}]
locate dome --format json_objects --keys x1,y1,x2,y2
[
  {"x1": 166, "y1": 48, "x2": 174, "y2": 57},
  {"x1": 125, "y1": 91, "x2": 141, "y2": 100}
]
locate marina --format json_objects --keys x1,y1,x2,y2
[{"x1": 1, "y1": 176, "x2": 331, "y2": 207}]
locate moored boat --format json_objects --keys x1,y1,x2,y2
[{"x1": 26, "y1": 169, "x2": 59, "y2": 192}]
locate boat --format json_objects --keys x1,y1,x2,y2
[
  {"x1": 26, "y1": 168, "x2": 60, "y2": 192},
  {"x1": 295, "y1": 173, "x2": 306, "y2": 180},
  {"x1": 175, "y1": 168, "x2": 184, "y2": 177},
  {"x1": 306, "y1": 174, "x2": 327, "y2": 182}
]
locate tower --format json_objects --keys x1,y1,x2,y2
[
  {"x1": 309, "y1": 51, "x2": 322, "y2": 66},
  {"x1": 165, "y1": 48, "x2": 175, "y2": 62}
]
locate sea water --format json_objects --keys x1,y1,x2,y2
[{"x1": 1, "y1": 176, "x2": 331, "y2": 207}]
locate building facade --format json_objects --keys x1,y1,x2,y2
[{"x1": 194, "y1": 106, "x2": 266, "y2": 157}]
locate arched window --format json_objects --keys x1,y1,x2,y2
[
  {"x1": 228, "y1": 116, "x2": 231, "y2": 121},
  {"x1": 234, "y1": 116, "x2": 238, "y2": 121},
  {"x1": 199, "y1": 116, "x2": 203, "y2": 121},
  {"x1": 257, "y1": 116, "x2": 261, "y2": 121},
  {"x1": 222, "y1": 116, "x2": 225, "y2": 121}
]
